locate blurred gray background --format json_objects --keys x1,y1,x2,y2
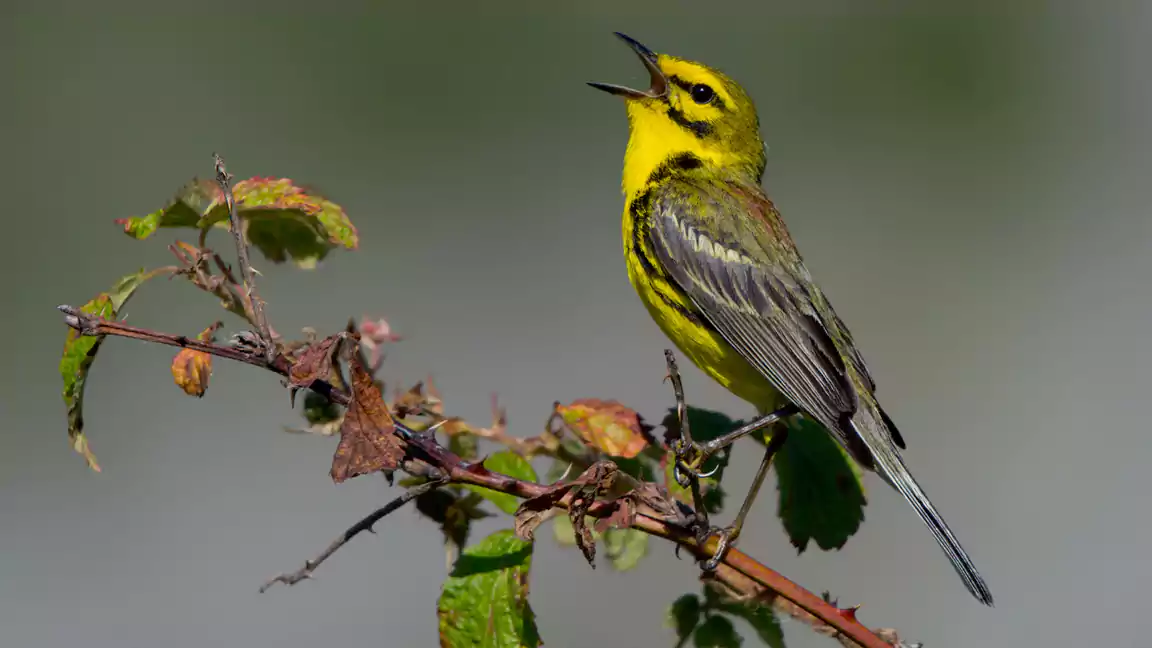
[{"x1": 4, "y1": 1, "x2": 1150, "y2": 646}]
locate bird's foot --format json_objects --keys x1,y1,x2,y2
[
  {"x1": 671, "y1": 439, "x2": 719, "y2": 488},
  {"x1": 696, "y1": 523, "x2": 740, "y2": 572}
]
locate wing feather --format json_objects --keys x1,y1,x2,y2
[{"x1": 645, "y1": 177, "x2": 864, "y2": 438}]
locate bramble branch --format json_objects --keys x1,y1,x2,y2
[
  {"x1": 58, "y1": 306, "x2": 904, "y2": 648},
  {"x1": 213, "y1": 153, "x2": 273, "y2": 358},
  {"x1": 259, "y1": 477, "x2": 450, "y2": 592}
]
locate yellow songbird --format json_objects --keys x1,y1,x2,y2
[{"x1": 590, "y1": 33, "x2": 992, "y2": 606}]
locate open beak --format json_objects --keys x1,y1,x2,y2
[{"x1": 588, "y1": 32, "x2": 668, "y2": 99}]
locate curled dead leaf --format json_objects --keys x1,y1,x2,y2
[
  {"x1": 288, "y1": 333, "x2": 345, "y2": 390},
  {"x1": 513, "y1": 461, "x2": 621, "y2": 566},
  {"x1": 557, "y1": 398, "x2": 649, "y2": 459},
  {"x1": 330, "y1": 351, "x2": 406, "y2": 483},
  {"x1": 392, "y1": 381, "x2": 428, "y2": 418},
  {"x1": 170, "y1": 322, "x2": 221, "y2": 398}
]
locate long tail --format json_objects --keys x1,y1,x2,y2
[{"x1": 848, "y1": 407, "x2": 994, "y2": 606}]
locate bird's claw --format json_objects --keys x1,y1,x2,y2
[
  {"x1": 696, "y1": 524, "x2": 738, "y2": 572},
  {"x1": 672, "y1": 440, "x2": 717, "y2": 488}
]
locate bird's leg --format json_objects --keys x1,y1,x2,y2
[
  {"x1": 673, "y1": 405, "x2": 798, "y2": 485},
  {"x1": 696, "y1": 423, "x2": 790, "y2": 571}
]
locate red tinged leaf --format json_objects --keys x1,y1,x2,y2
[
  {"x1": 115, "y1": 176, "x2": 358, "y2": 269},
  {"x1": 169, "y1": 322, "x2": 222, "y2": 397},
  {"x1": 330, "y1": 353, "x2": 405, "y2": 483},
  {"x1": 288, "y1": 333, "x2": 344, "y2": 390},
  {"x1": 556, "y1": 398, "x2": 649, "y2": 458}
]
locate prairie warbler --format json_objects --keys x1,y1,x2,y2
[{"x1": 590, "y1": 33, "x2": 992, "y2": 606}]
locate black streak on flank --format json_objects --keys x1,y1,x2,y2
[{"x1": 627, "y1": 188, "x2": 710, "y2": 330}]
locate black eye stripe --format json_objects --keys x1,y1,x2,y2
[{"x1": 668, "y1": 75, "x2": 725, "y2": 109}]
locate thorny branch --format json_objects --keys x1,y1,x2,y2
[
  {"x1": 57, "y1": 304, "x2": 906, "y2": 648},
  {"x1": 213, "y1": 153, "x2": 273, "y2": 359},
  {"x1": 259, "y1": 477, "x2": 450, "y2": 592}
]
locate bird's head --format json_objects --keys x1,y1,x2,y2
[{"x1": 590, "y1": 33, "x2": 766, "y2": 184}]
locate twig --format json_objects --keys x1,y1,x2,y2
[
  {"x1": 213, "y1": 153, "x2": 273, "y2": 360},
  {"x1": 57, "y1": 309, "x2": 900, "y2": 648},
  {"x1": 59, "y1": 305, "x2": 279, "y2": 372},
  {"x1": 665, "y1": 349, "x2": 694, "y2": 447},
  {"x1": 260, "y1": 478, "x2": 448, "y2": 592},
  {"x1": 664, "y1": 349, "x2": 710, "y2": 530},
  {"x1": 56, "y1": 306, "x2": 349, "y2": 407}
]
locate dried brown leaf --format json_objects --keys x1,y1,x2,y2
[
  {"x1": 514, "y1": 486, "x2": 568, "y2": 543},
  {"x1": 557, "y1": 398, "x2": 649, "y2": 459},
  {"x1": 423, "y1": 377, "x2": 445, "y2": 416},
  {"x1": 330, "y1": 353, "x2": 405, "y2": 483},
  {"x1": 568, "y1": 462, "x2": 618, "y2": 566},
  {"x1": 513, "y1": 461, "x2": 620, "y2": 567},
  {"x1": 169, "y1": 322, "x2": 221, "y2": 398},
  {"x1": 593, "y1": 494, "x2": 636, "y2": 534},
  {"x1": 392, "y1": 381, "x2": 427, "y2": 417},
  {"x1": 288, "y1": 333, "x2": 344, "y2": 390}
]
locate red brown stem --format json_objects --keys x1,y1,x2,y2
[{"x1": 213, "y1": 154, "x2": 273, "y2": 360}]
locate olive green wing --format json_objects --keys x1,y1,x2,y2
[
  {"x1": 822, "y1": 307, "x2": 906, "y2": 449},
  {"x1": 644, "y1": 176, "x2": 863, "y2": 442}
]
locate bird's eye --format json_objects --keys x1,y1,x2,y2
[{"x1": 690, "y1": 84, "x2": 715, "y2": 105}]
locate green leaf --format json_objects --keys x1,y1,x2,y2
[
  {"x1": 416, "y1": 487, "x2": 491, "y2": 554},
  {"x1": 549, "y1": 509, "x2": 648, "y2": 570},
  {"x1": 613, "y1": 454, "x2": 659, "y2": 483},
  {"x1": 601, "y1": 527, "x2": 648, "y2": 571},
  {"x1": 664, "y1": 453, "x2": 726, "y2": 515},
  {"x1": 115, "y1": 177, "x2": 358, "y2": 268},
  {"x1": 302, "y1": 389, "x2": 343, "y2": 426},
  {"x1": 551, "y1": 511, "x2": 577, "y2": 546},
  {"x1": 463, "y1": 451, "x2": 538, "y2": 515},
  {"x1": 773, "y1": 416, "x2": 866, "y2": 552},
  {"x1": 59, "y1": 269, "x2": 158, "y2": 471},
  {"x1": 448, "y1": 431, "x2": 480, "y2": 461},
  {"x1": 661, "y1": 406, "x2": 739, "y2": 514},
  {"x1": 437, "y1": 529, "x2": 542, "y2": 648},
  {"x1": 693, "y1": 615, "x2": 742, "y2": 648},
  {"x1": 667, "y1": 594, "x2": 702, "y2": 642},
  {"x1": 705, "y1": 586, "x2": 785, "y2": 648},
  {"x1": 543, "y1": 440, "x2": 589, "y2": 483},
  {"x1": 662, "y1": 406, "x2": 747, "y2": 446}
]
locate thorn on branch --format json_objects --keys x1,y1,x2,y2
[{"x1": 259, "y1": 477, "x2": 448, "y2": 592}]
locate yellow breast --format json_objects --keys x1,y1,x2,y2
[{"x1": 621, "y1": 199, "x2": 784, "y2": 411}]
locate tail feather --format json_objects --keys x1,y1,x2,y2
[{"x1": 848, "y1": 411, "x2": 994, "y2": 607}]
